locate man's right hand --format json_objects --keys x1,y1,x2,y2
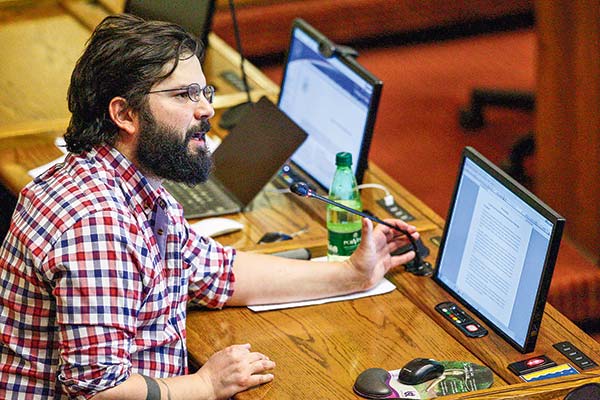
[{"x1": 196, "y1": 343, "x2": 276, "y2": 399}]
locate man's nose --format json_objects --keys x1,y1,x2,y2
[{"x1": 194, "y1": 98, "x2": 215, "y2": 120}]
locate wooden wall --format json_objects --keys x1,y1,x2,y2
[{"x1": 535, "y1": 1, "x2": 600, "y2": 263}]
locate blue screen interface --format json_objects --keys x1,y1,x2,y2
[{"x1": 278, "y1": 27, "x2": 376, "y2": 189}]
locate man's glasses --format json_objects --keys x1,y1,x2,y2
[{"x1": 148, "y1": 83, "x2": 215, "y2": 104}]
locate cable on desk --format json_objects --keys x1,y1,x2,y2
[
  {"x1": 357, "y1": 183, "x2": 394, "y2": 206},
  {"x1": 268, "y1": 183, "x2": 396, "y2": 207}
]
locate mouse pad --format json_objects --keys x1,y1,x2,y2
[{"x1": 353, "y1": 361, "x2": 493, "y2": 399}]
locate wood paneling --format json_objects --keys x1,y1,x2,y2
[{"x1": 535, "y1": 1, "x2": 600, "y2": 263}]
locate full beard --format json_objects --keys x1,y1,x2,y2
[{"x1": 136, "y1": 106, "x2": 214, "y2": 185}]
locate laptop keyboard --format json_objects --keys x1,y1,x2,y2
[{"x1": 162, "y1": 179, "x2": 241, "y2": 219}]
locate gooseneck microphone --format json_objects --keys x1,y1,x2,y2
[{"x1": 290, "y1": 182, "x2": 432, "y2": 276}]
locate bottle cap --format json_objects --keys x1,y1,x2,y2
[{"x1": 335, "y1": 152, "x2": 352, "y2": 167}]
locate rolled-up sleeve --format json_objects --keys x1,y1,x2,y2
[
  {"x1": 43, "y1": 210, "x2": 145, "y2": 399},
  {"x1": 184, "y1": 225, "x2": 236, "y2": 309}
]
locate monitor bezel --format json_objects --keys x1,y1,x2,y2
[
  {"x1": 432, "y1": 146, "x2": 565, "y2": 353},
  {"x1": 124, "y1": 0, "x2": 216, "y2": 48},
  {"x1": 277, "y1": 18, "x2": 383, "y2": 189}
]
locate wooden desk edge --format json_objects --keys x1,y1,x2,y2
[
  {"x1": 443, "y1": 374, "x2": 600, "y2": 399},
  {"x1": 0, "y1": 119, "x2": 69, "y2": 142}
]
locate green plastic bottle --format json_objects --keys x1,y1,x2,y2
[{"x1": 327, "y1": 152, "x2": 363, "y2": 261}]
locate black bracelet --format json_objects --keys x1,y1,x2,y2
[
  {"x1": 142, "y1": 375, "x2": 161, "y2": 400},
  {"x1": 159, "y1": 378, "x2": 173, "y2": 400}
]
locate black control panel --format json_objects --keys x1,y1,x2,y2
[
  {"x1": 435, "y1": 301, "x2": 488, "y2": 338},
  {"x1": 553, "y1": 341, "x2": 599, "y2": 370},
  {"x1": 376, "y1": 198, "x2": 415, "y2": 221}
]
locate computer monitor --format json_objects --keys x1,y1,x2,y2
[
  {"x1": 278, "y1": 18, "x2": 383, "y2": 190},
  {"x1": 124, "y1": 0, "x2": 216, "y2": 48},
  {"x1": 433, "y1": 147, "x2": 565, "y2": 353}
]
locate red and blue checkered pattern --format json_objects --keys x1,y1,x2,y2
[{"x1": 0, "y1": 145, "x2": 235, "y2": 399}]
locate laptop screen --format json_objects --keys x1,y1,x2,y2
[
  {"x1": 433, "y1": 147, "x2": 565, "y2": 353},
  {"x1": 278, "y1": 18, "x2": 382, "y2": 190}
]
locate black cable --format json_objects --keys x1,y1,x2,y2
[{"x1": 228, "y1": 0, "x2": 251, "y2": 104}]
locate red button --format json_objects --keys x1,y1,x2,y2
[
  {"x1": 526, "y1": 358, "x2": 545, "y2": 367},
  {"x1": 465, "y1": 324, "x2": 479, "y2": 332}
]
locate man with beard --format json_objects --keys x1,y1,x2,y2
[{"x1": 0, "y1": 14, "x2": 420, "y2": 400}]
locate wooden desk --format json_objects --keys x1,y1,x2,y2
[
  {"x1": 185, "y1": 165, "x2": 600, "y2": 399},
  {"x1": 3, "y1": 135, "x2": 600, "y2": 400},
  {"x1": 0, "y1": 0, "x2": 278, "y2": 134},
  {"x1": 187, "y1": 280, "x2": 600, "y2": 400},
  {"x1": 1, "y1": 2, "x2": 600, "y2": 399}
]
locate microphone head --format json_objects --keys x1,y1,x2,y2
[{"x1": 290, "y1": 182, "x2": 311, "y2": 197}]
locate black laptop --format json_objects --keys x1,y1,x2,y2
[{"x1": 163, "y1": 97, "x2": 308, "y2": 219}]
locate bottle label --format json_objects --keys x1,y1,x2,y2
[{"x1": 328, "y1": 229, "x2": 362, "y2": 257}]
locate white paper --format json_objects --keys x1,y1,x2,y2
[
  {"x1": 191, "y1": 217, "x2": 244, "y2": 237},
  {"x1": 54, "y1": 137, "x2": 68, "y2": 154},
  {"x1": 248, "y1": 276, "x2": 396, "y2": 312}
]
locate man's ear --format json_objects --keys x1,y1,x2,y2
[{"x1": 108, "y1": 96, "x2": 137, "y2": 136}]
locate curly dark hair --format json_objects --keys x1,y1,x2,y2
[{"x1": 65, "y1": 13, "x2": 203, "y2": 153}]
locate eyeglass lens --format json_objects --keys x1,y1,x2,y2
[{"x1": 189, "y1": 84, "x2": 214, "y2": 103}]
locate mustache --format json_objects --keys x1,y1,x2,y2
[{"x1": 186, "y1": 119, "x2": 211, "y2": 141}]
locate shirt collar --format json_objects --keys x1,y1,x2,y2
[{"x1": 90, "y1": 145, "x2": 164, "y2": 214}]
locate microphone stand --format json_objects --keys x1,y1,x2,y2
[
  {"x1": 219, "y1": 0, "x2": 253, "y2": 130},
  {"x1": 290, "y1": 182, "x2": 433, "y2": 276}
]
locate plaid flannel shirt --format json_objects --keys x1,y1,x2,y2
[{"x1": 0, "y1": 145, "x2": 235, "y2": 399}]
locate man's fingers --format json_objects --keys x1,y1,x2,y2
[
  {"x1": 247, "y1": 352, "x2": 276, "y2": 371},
  {"x1": 390, "y1": 250, "x2": 416, "y2": 267},
  {"x1": 361, "y1": 217, "x2": 373, "y2": 240},
  {"x1": 247, "y1": 372, "x2": 275, "y2": 388},
  {"x1": 246, "y1": 351, "x2": 270, "y2": 363},
  {"x1": 250, "y1": 358, "x2": 276, "y2": 373}
]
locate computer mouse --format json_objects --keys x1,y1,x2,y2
[
  {"x1": 258, "y1": 231, "x2": 293, "y2": 244},
  {"x1": 397, "y1": 358, "x2": 444, "y2": 385}
]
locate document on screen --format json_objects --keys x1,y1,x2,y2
[{"x1": 456, "y1": 189, "x2": 531, "y2": 325}]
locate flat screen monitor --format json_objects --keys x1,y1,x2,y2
[
  {"x1": 433, "y1": 147, "x2": 565, "y2": 353},
  {"x1": 278, "y1": 18, "x2": 382, "y2": 190},
  {"x1": 124, "y1": 0, "x2": 215, "y2": 48}
]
